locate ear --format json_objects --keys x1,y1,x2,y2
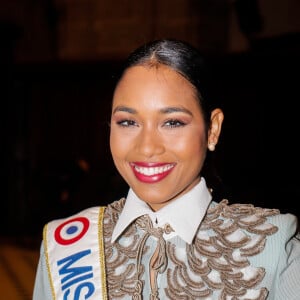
[{"x1": 207, "y1": 108, "x2": 224, "y2": 151}]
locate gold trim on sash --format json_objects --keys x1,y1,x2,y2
[
  {"x1": 43, "y1": 223, "x2": 57, "y2": 300},
  {"x1": 98, "y1": 206, "x2": 107, "y2": 300}
]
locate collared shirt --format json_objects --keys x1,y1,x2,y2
[
  {"x1": 111, "y1": 177, "x2": 212, "y2": 244},
  {"x1": 32, "y1": 176, "x2": 300, "y2": 300}
]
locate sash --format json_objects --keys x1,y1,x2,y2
[{"x1": 43, "y1": 206, "x2": 107, "y2": 300}]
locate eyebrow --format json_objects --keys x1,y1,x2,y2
[
  {"x1": 160, "y1": 106, "x2": 193, "y2": 116},
  {"x1": 113, "y1": 105, "x2": 193, "y2": 116},
  {"x1": 112, "y1": 106, "x2": 137, "y2": 114}
]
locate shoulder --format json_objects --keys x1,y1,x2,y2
[
  {"x1": 208, "y1": 200, "x2": 299, "y2": 245},
  {"x1": 44, "y1": 199, "x2": 126, "y2": 237},
  {"x1": 209, "y1": 199, "x2": 298, "y2": 225},
  {"x1": 208, "y1": 199, "x2": 299, "y2": 245},
  {"x1": 42, "y1": 206, "x2": 107, "y2": 248},
  {"x1": 206, "y1": 200, "x2": 300, "y2": 268},
  {"x1": 269, "y1": 212, "x2": 298, "y2": 238},
  {"x1": 103, "y1": 197, "x2": 126, "y2": 219},
  {"x1": 45, "y1": 206, "x2": 105, "y2": 228},
  {"x1": 267, "y1": 212, "x2": 300, "y2": 258}
]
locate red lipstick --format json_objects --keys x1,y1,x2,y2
[{"x1": 130, "y1": 162, "x2": 176, "y2": 183}]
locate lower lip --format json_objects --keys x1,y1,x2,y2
[{"x1": 131, "y1": 165, "x2": 175, "y2": 183}]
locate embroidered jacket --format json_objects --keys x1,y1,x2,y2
[{"x1": 33, "y1": 198, "x2": 300, "y2": 300}]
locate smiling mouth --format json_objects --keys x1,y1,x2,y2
[
  {"x1": 134, "y1": 164, "x2": 174, "y2": 175},
  {"x1": 130, "y1": 162, "x2": 176, "y2": 183}
]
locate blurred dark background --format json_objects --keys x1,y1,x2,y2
[{"x1": 0, "y1": 0, "x2": 299, "y2": 240}]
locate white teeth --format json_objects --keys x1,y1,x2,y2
[{"x1": 134, "y1": 164, "x2": 174, "y2": 176}]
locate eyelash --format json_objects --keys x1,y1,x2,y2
[
  {"x1": 164, "y1": 119, "x2": 186, "y2": 128},
  {"x1": 116, "y1": 119, "x2": 137, "y2": 127},
  {"x1": 116, "y1": 118, "x2": 186, "y2": 128}
]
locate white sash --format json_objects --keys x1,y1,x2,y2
[{"x1": 43, "y1": 206, "x2": 107, "y2": 300}]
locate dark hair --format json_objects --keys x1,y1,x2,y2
[{"x1": 117, "y1": 39, "x2": 216, "y2": 131}]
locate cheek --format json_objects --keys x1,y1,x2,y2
[
  {"x1": 110, "y1": 130, "x2": 121, "y2": 159},
  {"x1": 172, "y1": 130, "x2": 206, "y2": 157},
  {"x1": 110, "y1": 129, "x2": 133, "y2": 160}
]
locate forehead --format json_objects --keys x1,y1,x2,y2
[
  {"x1": 113, "y1": 65, "x2": 200, "y2": 108},
  {"x1": 116, "y1": 65, "x2": 193, "y2": 89}
]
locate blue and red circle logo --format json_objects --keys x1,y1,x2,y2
[{"x1": 54, "y1": 217, "x2": 90, "y2": 245}]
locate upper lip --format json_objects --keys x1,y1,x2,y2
[{"x1": 130, "y1": 162, "x2": 174, "y2": 167}]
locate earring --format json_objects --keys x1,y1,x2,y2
[{"x1": 208, "y1": 143, "x2": 215, "y2": 151}]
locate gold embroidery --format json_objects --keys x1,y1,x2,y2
[{"x1": 103, "y1": 199, "x2": 279, "y2": 299}]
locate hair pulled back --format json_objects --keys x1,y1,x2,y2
[{"x1": 118, "y1": 39, "x2": 215, "y2": 128}]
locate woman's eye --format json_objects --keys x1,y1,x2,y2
[
  {"x1": 164, "y1": 119, "x2": 186, "y2": 128},
  {"x1": 116, "y1": 119, "x2": 137, "y2": 127}
]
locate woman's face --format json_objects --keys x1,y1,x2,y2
[{"x1": 110, "y1": 65, "x2": 208, "y2": 211}]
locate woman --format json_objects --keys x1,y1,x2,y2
[{"x1": 33, "y1": 39, "x2": 300, "y2": 299}]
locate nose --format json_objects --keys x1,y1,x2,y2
[{"x1": 136, "y1": 127, "x2": 165, "y2": 157}]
